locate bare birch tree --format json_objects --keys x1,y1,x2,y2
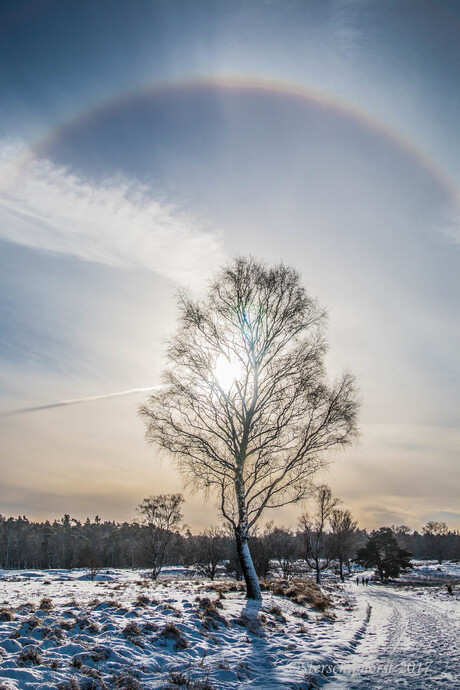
[
  {"x1": 299, "y1": 484, "x2": 340, "y2": 583},
  {"x1": 140, "y1": 257, "x2": 359, "y2": 599}
]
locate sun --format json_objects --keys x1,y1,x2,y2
[{"x1": 213, "y1": 354, "x2": 242, "y2": 392}]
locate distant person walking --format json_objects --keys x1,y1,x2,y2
[{"x1": 356, "y1": 577, "x2": 360, "y2": 585}]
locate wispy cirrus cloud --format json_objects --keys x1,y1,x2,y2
[{"x1": 0, "y1": 139, "x2": 223, "y2": 286}]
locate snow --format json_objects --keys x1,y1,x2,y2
[{"x1": 0, "y1": 564, "x2": 458, "y2": 689}]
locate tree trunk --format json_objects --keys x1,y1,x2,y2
[
  {"x1": 234, "y1": 526, "x2": 262, "y2": 600},
  {"x1": 315, "y1": 558, "x2": 321, "y2": 584},
  {"x1": 339, "y1": 557, "x2": 344, "y2": 582}
]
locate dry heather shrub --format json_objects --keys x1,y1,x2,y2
[
  {"x1": 105, "y1": 600, "x2": 122, "y2": 608},
  {"x1": 269, "y1": 579, "x2": 332, "y2": 611},
  {"x1": 79, "y1": 664, "x2": 108, "y2": 689},
  {"x1": 57, "y1": 680, "x2": 82, "y2": 690},
  {"x1": 87, "y1": 621, "x2": 101, "y2": 634},
  {"x1": 17, "y1": 645, "x2": 42, "y2": 666},
  {"x1": 268, "y1": 605, "x2": 286, "y2": 621},
  {"x1": 22, "y1": 615, "x2": 41, "y2": 632},
  {"x1": 112, "y1": 672, "x2": 143, "y2": 689},
  {"x1": 196, "y1": 597, "x2": 229, "y2": 630},
  {"x1": 207, "y1": 581, "x2": 244, "y2": 594},
  {"x1": 167, "y1": 671, "x2": 215, "y2": 689},
  {"x1": 159, "y1": 622, "x2": 188, "y2": 650},
  {"x1": 135, "y1": 594, "x2": 150, "y2": 607},
  {"x1": 72, "y1": 647, "x2": 111, "y2": 669},
  {"x1": 123, "y1": 621, "x2": 143, "y2": 640},
  {"x1": 123, "y1": 621, "x2": 142, "y2": 637},
  {"x1": 163, "y1": 603, "x2": 181, "y2": 617},
  {"x1": 47, "y1": 626, "x2": 65, "y2": 643},
  {"x1": 233, "y1": 613, "x2": 262, "y2": 634},
  {"x1": 39, "y1": 596, "x2": 53, "y2": 610},
  {"x1": 0, "y1": 608, "x2": 14, "y2": 621}
]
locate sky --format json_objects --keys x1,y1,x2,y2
[{"x1": 0, "y1": 0, "x2": 459, "y2": 532}]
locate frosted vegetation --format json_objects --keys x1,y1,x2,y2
[{"x1": 0, "y1": 562, "x2": 458, "y2": 689}]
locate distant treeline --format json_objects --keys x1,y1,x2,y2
[{"x1": 0, "y1": 513, "x2": 458, "y2": 576}]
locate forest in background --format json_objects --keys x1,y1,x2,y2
[{"x1": 1, "y1": 510, "x2": 458, "y2": 576}]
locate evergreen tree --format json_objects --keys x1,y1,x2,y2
[{"x1": 356, "y1": 527, "x2": 412, "y2": 581}]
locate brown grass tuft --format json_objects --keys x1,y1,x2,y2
[
  {"x1": 267, "y1": 579, "x2": 332, "y2": 611},
  {"x1": 17, "y1": 645, "x2": 42, "y2": 666},
  {"x1": 39, "y1": 596, "x2": 53, "y2": 610},
  {"x1": 0, "y1": 608, "x2": 14, "y2": 621}
]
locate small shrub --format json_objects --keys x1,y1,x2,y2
[
  {"x1": 57, "y1": 680, "x2": 81, "y2": 690},
  {"x1": 123, "y1": 621, "x2": 143, "y2": 639},
  {"x1": 233, "y1": 613, "x2": 261, "y2": 634},
  {"x1": 167, "y1": 672, "x2": 215, "y2": 689},
  {"x1": 206, "y1": 581, "x2": 243, "y2": 594},
  {"x1": 135, "y1": 594, "x2": 150, "y2": 607},
  {"x1": 80, "y1": 664, "x2": 108, "y2": 689},
  {"x1": 0, "y1": 608, "x2": 14, "y2": 621},
  {"x1": 196, "y1": 598, "x2": 229, "y2": 630},
  {"x1": 268, "y1": 604, "x2": 285, "y2": 621},
  {"x1": 268, "y1": 579, "x2": 332, "y2": 611},
  {"x1": 158, "y1": 622, "x2": 188, "y2": 650},
  {"x1": 105, "y1": 600, "x2": 122, "y2": 609},
  {"x1": 39, "y1": 596, "x2": 54, "y2": 610},
  {"x1": 87, "y1": 621, "x2": 101, "y2": 634},
  {"x1": 111, "y1": 673, "x2": 143, "y2": 689},
  {"x1": 168, "y1": 671, "x2": 188, "y2": 686},
  {"x1": 48, "y1": 626, "x2": 67, "y2": 642},
  {"x1": 22, "y1": 615, "x2": 41, "y2": 632},
  {"x1": 163, "y1": 603, "x2": 181, "y2": 617},
  {"x1": 17, "y1": 645, "x2": 42, "y2": 666},
  {"x1": 71, "y1": 647, "x2": 110, "y2": 669}
]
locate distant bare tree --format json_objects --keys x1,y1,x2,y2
[
  {"x1": 422, "y1": 521, "x2": 450, "y2": 564},
  {"x1": 329, "y1": 508, "x2": 358, "y2": 581},
  {"x1": 270, "y1": 527, "x2": 299, "y2": 579},
  {"x1": 299, "y1": 485, "x2": 341, "y2": 583},
  {"x1": 140, "y1": 258, "x2": 359, "y2": 599},
  {"x1": 137, "y1": 493, "x2": 184, "y2": 579},
  {"x1": 250, "y1": 522, "x2": 276, "y2": 580},
  {"x1": 194, "y1": 526, "x2": 228, "y2": 580}
]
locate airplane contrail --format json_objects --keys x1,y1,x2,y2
[{"x1": 0, "y1": 386, "x2": 164, "y2": 418}]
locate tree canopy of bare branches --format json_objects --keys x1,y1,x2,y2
[
  {"x1": 140, "y1": 257, "x2": 359, "y2": 598},
  {"x1": 136, "y1": 493, "x2": 184, "y2": 579}
]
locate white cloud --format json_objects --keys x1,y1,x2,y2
[{"x1": 0, "y1": 139, "x2": 224, "y2": 287}]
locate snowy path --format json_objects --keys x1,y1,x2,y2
[{"x1": 323, "y1": 584, "x2": 459, "y2": 689}]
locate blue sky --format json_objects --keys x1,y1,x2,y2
[{"x1": 0, "y1": 0, "x2": 459, "y2": 530}]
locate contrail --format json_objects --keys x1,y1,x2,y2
[{"x1": 0, "y1": 386, "x2": 164, "y2": 418}]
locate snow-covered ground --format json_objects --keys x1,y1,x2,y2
[
  {"x1": 324, "y1": 582, "x2": 459, "y2": 689},
  {"x1": 0, "y1": 564, "x2": 458, "y2": 689}
]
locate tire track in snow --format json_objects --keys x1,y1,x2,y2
[{"x1": 322, "y1": 585, "x2": 459, "y2": 689}]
